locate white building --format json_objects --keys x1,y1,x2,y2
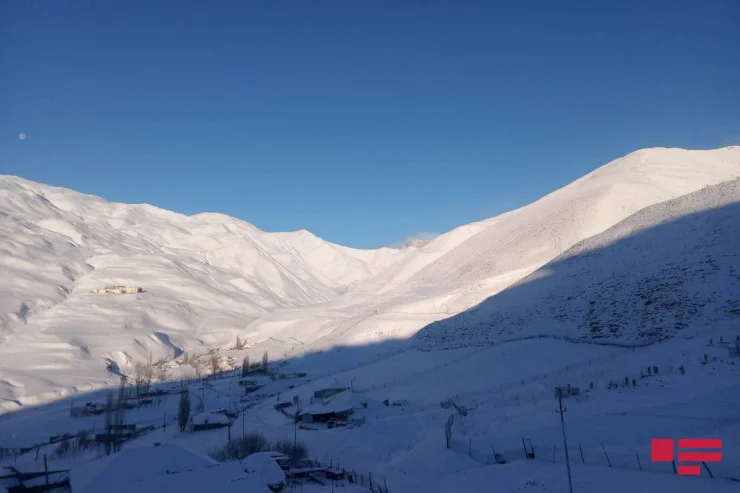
[{"x1": 90, "y1": 285, "x2": 143, "y2": 294}]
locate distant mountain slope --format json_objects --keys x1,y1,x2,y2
[
  {"x1": 0, "y1": 175, "x2": 407, "y2": 325},
  {"x1": 252, "y1": 147, "x2": 740, "y2": 353},
  {"x1": 1, "y1": 146, "x2": 739, "y2": 407},
  {"x1": 416, "y1": 178, "x2": 740, "y2": 347},
  {"x1": 0, "y1": 175, "x2": 409, "y2": 405}
]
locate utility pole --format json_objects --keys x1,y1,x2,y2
[
  {"x1": 294, "y1": 411, "x2": 298, "y2": 461},
  {"x1": 557, "y1": 394, "x2": 574, "y2": 493}
]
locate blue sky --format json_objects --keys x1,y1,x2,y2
[{"x1": 1, "y1": 1, "x2": 738, "y2": 249}]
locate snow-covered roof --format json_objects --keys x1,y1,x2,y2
[
  {"x1": 242, "y1": 452, "x2": 286, "y2": 486},
  {"x1": 190, "y1": 411, "x2": 231, "y2": 425},
  {"x1": 83, "y1": 461, "x2": 270, "y2": 493},
  {"x1": 302, "y1": 390, "x2": 379, "y2": 415},
  {"x1": 77, "y1": 443, "x2": 214, "y2": 493}
]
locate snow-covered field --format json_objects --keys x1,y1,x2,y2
[{"x1": 2, "y1": 145, "x2": 740, "y2": 492}]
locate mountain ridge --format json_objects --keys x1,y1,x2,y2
[{"x1": 1, "y1": 145, "x2": 739, "y2": 407}]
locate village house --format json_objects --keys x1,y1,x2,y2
[
  {"x1": 188, "y1": 411, "x2": 231, "y2": 431},
  {"x1": 300, "y1": 390, "x2": 378, "y2": 426},
  {"x1": 312, "y1": 378, "x2": 350, "y2": 400},
  {"x1": 90, "y1": 285, "x2": 143, "y2": 294}
]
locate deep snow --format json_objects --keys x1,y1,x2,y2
[{"x1": 2, "y1": 145, "x2": 740, "y2": 492}]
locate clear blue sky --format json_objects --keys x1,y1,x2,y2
[{"x1": 1, "y1": 1, "x2": 738, "y2": 248}]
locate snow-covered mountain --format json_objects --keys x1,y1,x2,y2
[
  {"x1": 417, "y1": 177, "x2": 740, "y2": 347},
  {"x1": 1, "y1": 146, "x2": 739, "y2": 407}
]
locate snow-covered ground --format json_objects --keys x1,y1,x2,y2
[{"x1": 1, "y1": 145, "x2": 740, "y2": 492}]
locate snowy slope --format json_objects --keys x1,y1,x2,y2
[
  {"x1": 0, "y1": 175, "x2": 408, "y2": 405},
  {"x1": 417, "y1": 177, "x2": 740, "y2": 347},
  {"x1": 232, "y1": 146, "x2": 740, "y2": 355},
  {"x1": 1, "y1": 146, "x2": 739, "y2": 408}
]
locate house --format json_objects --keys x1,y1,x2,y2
[
  {"x1": 1, "y1": 466, "x2": 71, "y2": 493},
  {"x1": 212, "y1": 408, "x2": 239, "y2": 419},
  {"x1": 243, "y1": 452, "x2": 287, "y2": 492},
  {"x1": 277, "y1": 372, "x2": 307, "y2": 379},
  {"x1": 313, "y1": 387, "x2": 348, "y2": 400},
  {"x1": 71, "y1": 402, "x2": 106, "y2": 416},
  {"x1": 301, "y1": 391, "x2": 376, "y2": 425},
  {"x1": 312, "y1": 378, "x2": 350, "y2": 400},
  {"x1": 241, "y1": 381, "x2": 263, "y2": 394},
  {"x1": 189, "y1": 411, "x2": 231, "y2": 431},
  {"x1": 90, "y1": 286, "x2": 143, "y2": 295},
  {"x1": 554, "y1": 384, "x2": 581, "y2": 399}
]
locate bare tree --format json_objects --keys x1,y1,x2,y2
[
  {"x1": 104, "y1": 392, "x2": 114, "y2": 455},
  {"x1": 142, "y1": 365, "x2": 153, "y2": 394},
  {"x1": 241, "y1": 356, "x2": 249, "y2": 377},
  {"x1": 262, "y1": 352, "x2": 268, "y2": 373},
  {"x1": 211, "y1": 353, "x2": 220, "y2": 377},
  {"x1": 134, "y1": 362, "x2": 145, "y2": 396},
  {"x1": 235, "y1": 335, "x2": 243, "y2": 350},
  {"x1": 178, "y1": 390, "x2": 191, "y2": 431},
  {"x1": 114, "y1": 376, "x2": 127, "y2": 453}
]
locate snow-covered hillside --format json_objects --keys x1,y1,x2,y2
[
  {"x1": 229, "y1": 146, "x2": 740, "y2": 357},
  {"x1": 417, "y1": 178, "x2": 740, "y2": 347},
  {"x1": 1, "y1": 146, "x2": 739, "y2": 407},
  {"x1": 0, "y1": 176, "x2": 408, "y2": 405}
]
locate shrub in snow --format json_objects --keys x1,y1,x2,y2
[
  {"x1": 680, "y1": 365, "x2": 686, "y2": 374},
  {"x1": 273, "y1": 439, "x2": 309, "y2": 465},
  {"x1": 212, "y1": 432, "x2": 269, "y2": 461},
  {"x1": 653, "y1": 366, "x2": 658, "y2": 374}
]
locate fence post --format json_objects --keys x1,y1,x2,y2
[
  {"x1": 579, "y1": 444, "x2": 584, "y2": 463},
  {"x1": 601, "y1": 443, "x2": 612, "y2": 467}
]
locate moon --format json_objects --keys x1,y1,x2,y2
[{"x1": 18, "y1": 133, "x2": 27, "y2": 141}]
